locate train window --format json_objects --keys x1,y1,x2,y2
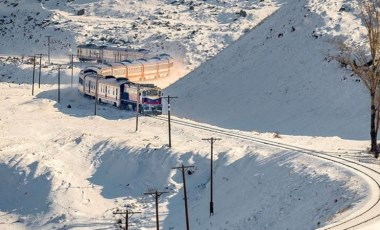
[{"x1": 144, "y1": 90, "x2": 159, "y2": 96}]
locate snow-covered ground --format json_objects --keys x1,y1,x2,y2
[
  {"x1": 0, "y1": 77, "x2": 372, "y2": 229},
  {"x1": 1, "y1": 0, "x2": 380, "y2": 229}
]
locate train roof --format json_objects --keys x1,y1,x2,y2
[
  {"x1": 120, "y1": 60, "x2": 134, "y2": 64},
  {"x1": 77, "y1": 44, "x2": 150, "y2": 54},
  {"x1": 81, "y1": 53, "x2": 173, "y2": 73},
  {"x1": 77, "y1": 44, "x2": 107, "y2": 49},
  {"x1": 107, "y1": 62, "x2": 126, "y2": 68},
  {"x1": 98, "y1": 77, "x2": 128, "y2": 86},
  {"x1": 82, "y1": 73, "x2": 160, "y2": 89},
  {"x1": 84, "y1": 74, "x2": 128, "y2": 86}
]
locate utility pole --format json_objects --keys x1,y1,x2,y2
[
  {"x1": 51, "y1": 65, "x2": 64, "y2": 103},
  {"x1": 202, "y1": 137, "x2": 221, "y2": 216},
  {"x1": 56, "y1": 65, "x2": 63, "y2": 103},
  {"x1": 135, "y1": 84, "x2": 140, "y2": 132},
  {"x1": 144, "y1": 190, "x2": 168, "y2": 230},
  {"x1": 162, "y1": 95, "x2": 178, "y2": 148},
  {"x1": 31, "y1": 55, "x2": 36, "y2": 96},
  {"x1": 113, "y1": 208, "x2": 141, "y2": 230},
  {"x1": 172, "y1": 164, "x2": 194, "y2": 230},
  {"x1": 45, "y1": 35, "x2": 52, "y2": 64},
  {"x1": 94, "y1": 74, "x2": 100, "y2": 115},
  {"x1": 69, "y1": 54, "x2": 74, "y2": 87},
  {"x1": 35, "y1": 53, "x2": 45, "y2": 88}
]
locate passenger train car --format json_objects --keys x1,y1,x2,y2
[
  {"x1": 78, "y1": 73, "x2": 162, "y2": 115},
  {"x1": 80, "y1": 54, "x2": 174, "y2": 82},
  {"x1": 77, "y1": 44, "x2": 150, "y2": 63}
]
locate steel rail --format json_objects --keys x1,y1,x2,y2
[{"x1": 147, "y1": 115, "x2": 380, "y2": 229}]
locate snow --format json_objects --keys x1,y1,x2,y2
[
  {"x1": 166, "y1": 0, "x2": 369, "y2": 140},
  {"x1": 0, "y1": 0, "x2": 380, "y2": 229}
]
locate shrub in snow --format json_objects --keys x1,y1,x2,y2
[
  {"x1": 273, "y1": 132, "x2": 281, "y2": 138},
  {"x1": 77, "y1": 9, "x2": 85, "y2": 16},
  {"x1": 239, "y1": 10, "x2": 247, "y2": 17}
]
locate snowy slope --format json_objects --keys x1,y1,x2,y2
[
  {"x1": 0, "y1": 0, "x2": 378, "y2": 229},
  {"x1": 166, "y1": 0, "x2": 369, "y2": 140},
  {"x1": 0, "y1": 0, "x2": 278, "y2": 73},
  {"x1": 0, "y1": 81, "x2": 370, "y2": 229}
]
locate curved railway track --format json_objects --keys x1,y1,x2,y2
[{"x1": 148, "y1": 115, "x2": 380, "y2": 229}]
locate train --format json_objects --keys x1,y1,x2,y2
[
  {"x1": 80, "y1": 53, "x2": 174, "y2": 82},
  {"x1": 77, "y1": 44, "x2": 150, "y2": 63},
  {"x1": 78, "y1": 73, "x2": 163, "y2": 115}
]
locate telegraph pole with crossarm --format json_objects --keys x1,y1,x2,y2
[
  {"x1": 51, "y1": 65, "x2": 64, "y2": 103},
  {"x1": 172, "y1": 164, "x2": 194, "y2": 230},
  {"x1": 135, "y1": 84, "x2": 140, "y2": 131},
  {"x1": 30, "y1": 55, "x2": 36, "y2": 96},
  {"x1": 35, "y1": 53, "x2": 45, "y2": 88},
  {"x1": 68, "y1": 53, "x2": 76, "y2": 88},
  {"x1": 162, "y1": 95, "x2": 178, "y2": 148},
  {"x1": 144, "y1": 190, "x2": 168, "y2": 230},
  {"x1": 45, "y1": 35, "x2": 52, "y2": 64},
  {"x1": 202, "y1": 137, "x2": 221, "y2": 216},
  {"x1": 113, "y1": 208, "x2": 141, "y2": 230}
]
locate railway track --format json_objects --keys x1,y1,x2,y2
[{"x1": 148, "y1": 115, "x2": 380, "y2": 229}]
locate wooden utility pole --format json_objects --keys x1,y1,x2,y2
[
  {"x1": 172, "y1": 164, "x2": 194, "y2": 230},
  {"x1": 94, "y1": 74, "x2": 100, "y2": 115},
  {"x1": 162, "y1": 95, "x2": 178, "y2": 148},
  {"x1": 144, "y1": 190, "x2": 168, "y2": 230},
  {"x1": 69, "y1": 54, "x2": 74, "y2": 87},
  {"x1": 35, "y1": 53, "x2": 45, "y2": 88},
  {"x1": 31, "y1": 55, "x2": 36, "y2": 96},
  {"x1": 51, "y1": 65, "x2": 64, "y2": 103},
  {"x1": 135, "y1": 84, "x2": 140, "y2": 131},
  {"x1": 56, "y1": 65, "x2": 63, "y2": 103},
  {"x1": 202, "y1": 137, "x2": 221, "y2": 216},
  {"x1": 113, "y1": 209, "x2": 141, "y2": 230},
  {"x1": 45, "y1": 35, "x2": 52, "y2": 64}
]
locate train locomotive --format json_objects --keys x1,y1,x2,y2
[{"x1": 78, "y1": 73, "x2": 163, "y2": 115}]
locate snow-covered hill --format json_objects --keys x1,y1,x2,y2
[
  {"x1": 0, "y1": 82, "x2": 370, "y2": 229},
  {"x1": 166, "y1": 0, "x2": 369, "y2": 140},
  {"x1": 0, "y1": 0, "x2": 278, "y2": 72},
  {"x1": 0, "y1": 0, "x2": 378, "y2": 229}
]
